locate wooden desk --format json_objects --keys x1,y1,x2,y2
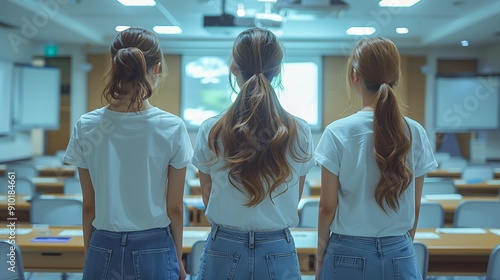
[
  {"x1": 428, "y1": 168, "x2": 500, "y2": 179},
  {"x1": 2, "y1": 226, "x2": 499, "y2": 275},
  {"x1": 308, "y1": 179, "x2": 500, "y2": 196},
  {"x1": 0, "y1": 165, "x2": 76, "y2": 178},
  {"x1": 0, "y1": 194, "x2": 82, "y2": 223},
  {"x1": 416, "y1": 228, "x2": 500, "y2": 275},
  {"x1": 31, "y1": 177, "x2": 65, "y2": 194}
]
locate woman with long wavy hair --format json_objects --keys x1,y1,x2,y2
[
  {"x1": 192, "y1": 27, "x2": 315, "y2": 279},
  {"x1": 315, "y1": 37, "x2": 437, "y2": 280}
]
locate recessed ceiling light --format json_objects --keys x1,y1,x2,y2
[
  {"x1": 396, "y1": 27, "x2": 409, "y2": 34},
  {"x1": 257, "y1": 0, "x2": 277, "y2": 2},
  {"x1": 116, "y1": 0, "x2": 156, "y2": 6},
  {"x1": 379, "y1": 0, "x2": 420, "y2": 7},
  {"x1": 461, "y1": 40, "x2": 470, "y2": 47},
  {"x1": 153, "y1": 26, "x2": 182, "y2": 34},
  {"x1": 346, "y1": 27, "x2": 376, "y2": 36},
  {"x1": 115, "y1": 26, "x2": 130, "y2": 32}
]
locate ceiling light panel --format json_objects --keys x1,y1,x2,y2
[
  {"x1": 116, "y1": 0, "x2": 156, "y2": 6},
  {"x1": 378, "y1": 0, "x2": 420, "y2": 7}
]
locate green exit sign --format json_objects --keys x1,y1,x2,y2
[{"x1": 45, "y1": 45, "x2": 58, "y2": 57}]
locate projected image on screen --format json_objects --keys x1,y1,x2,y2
[{"x1": 181, "y1": 56, "x2": 321, "y2": 130}]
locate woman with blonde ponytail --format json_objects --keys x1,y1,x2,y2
[
  {"x1": 315, "y1": 37, "x2": 437, "y2": 280},
  {"x1": 192, "y1": 27, "x2": 315, "y2": 279},
  {"x1": 63, "y1": 27, "x2": 193, "y2": 279}
]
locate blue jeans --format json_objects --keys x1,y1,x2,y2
[
  {"x1": 320, "y1": 232, "x2": 422, "y2": 280},
  {"x1": 83, "y1": 226, "x2": 179, "y2": 280},
  {"x1": 195, "y1": 225, "x2": 301, "y2": 280}
]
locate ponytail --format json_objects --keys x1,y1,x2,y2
[
  {"x1": 103, "y1": 47, "x2": 152, "y2": 111},
  {"x1": 102, "y1": 28, "x2": 163, "y2": 112},
  {"x1": 373, "y1": 83, "x2": 413, "y2": 212}
]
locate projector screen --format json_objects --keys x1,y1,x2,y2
[
  {"x1": 12, "y1": 65, "x2": 61, "y2": 131},
  {"x1": 435, "y1": 75, "x2": 500, "y2": 131},
  {"x1": 0, "y1": 60, "x2": 13, "y2": 135},
  {"x1": 181, "y1": 55, "x2": 322, "y2": 131}
]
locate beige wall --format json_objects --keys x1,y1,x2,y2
[
  {"x1": 87, "y1": 54, "x2": 181, "y2": 115},
  {"x1": 87, "y1": 54, "x2": 427, "y2": 128}
]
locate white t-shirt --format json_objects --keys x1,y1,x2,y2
[
  {"x1": 63, "y1": 107, "x2": 193, "y2": 232},
  {"x1": 315, "y1": 111, "x2": 438, "y2": 237},
  {"x1": 192, "y1": 116, "x2": 316, "y2": 231}
]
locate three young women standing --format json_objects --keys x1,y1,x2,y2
[{"x1": 315, "y1": 37, "x2": 437, "y2": 280}]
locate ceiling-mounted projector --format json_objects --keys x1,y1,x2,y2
[
  {"x1": 203, "y1": 13, "x2": 283, "y2": 28},
  {"x1": 203, "y1": 0, "x2": 283, "y2": 29}
]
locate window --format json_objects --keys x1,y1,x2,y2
[{"x1": 181, "y1": 55, "x2": 322, "y2": 131}]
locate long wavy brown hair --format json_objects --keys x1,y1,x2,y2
[
  {"x1": 208, "y1": 28, "x2": 310, "y2": 207},
  {"x1": 347, "y1": 37, "x2": 413, "y2": 212},
  {"x1": 102, "y1": 27, "x2": 164, "y2": 111}
]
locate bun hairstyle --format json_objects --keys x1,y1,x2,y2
[
  {"x1": 103, "y1": 27, "x2": 164, "y2": 111},
  {"x1": 347, "y1": 37, "x2": 413, "y2": 212},
  {"x1": 208, "y1": 27, "x2": 310, "y2": 207}
]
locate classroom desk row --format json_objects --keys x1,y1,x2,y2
[
  {"x1": 306, "y1": 179, "x2": 500, "y2": 196},
  {"x1": 427, "y1": 168, "x2": 500, "y2": 179},
  {"x1": 2, "y1": 194, "x2": 499, "y2": 227},
  {"x1": 1, "y1": 225, "x2": 499, "y2": 275},
  {"x1": 0, "y1": 165, "x2": 76, "y2": 178}
]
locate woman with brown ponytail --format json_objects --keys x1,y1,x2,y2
[
  {"x1": 63, "y1": 28, "x2": 192, "y2": 279},
  {"x1": 192, "y1": 27, "x2": 315, "y2": 279},
  {"x1": 314, "y1": 37, "x2": 437, "y2": 280}
]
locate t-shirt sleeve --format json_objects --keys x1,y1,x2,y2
[
  {"x1": 169, "y1": 121, "x2": 194, "y2": 169},
  {"x1": 314, "y1": 127, "x2": 340, "y2": 176},
  {"x1": 63, "y1": 120, "x2": 88, "y2": 169},
  {"x1": 192, "y1": 122, "x2": 213, "y2": 174},
  {"x1": 414, "y1": 125, "x2": 438, "y2": 177},
  {"x1": 299, "y1": 123, "x2": 316, "y2": 176}
]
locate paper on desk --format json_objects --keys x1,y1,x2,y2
[
  {"x1": 489, "y1": 229, "x2": 500, "y2": 236},
  {"x1": 414, "y1": 232, "x2": 440, "y2": 239},
  {"x1": 0, "y1": 228, "x2": 33, "y2": 235},
  {"x1": 58, "y1": 230, "x2": 83, "y2": 236},
  {"x1": 424, "y1": 194, "x2": 463, "y2": 200},
  {"x1": 487, "y1": 180, "x2": 500, "y2": 185},
  {"x1": 31, "y1": 177, "x2": 60, "y2": 183},
  {"x1": 436, "y1": 228, "x2": 487, "y2": 234},
  {"x1": 183, "y1": 231, "x2": 209, "y2": 238}
]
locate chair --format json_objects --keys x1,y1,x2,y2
[
  {"x1": 0, "y1": 240, "x2": 26, "y2": 280},
  {"x1": 33, "y1": 155, "x2": 63, "y2": 167},
  {"x1": 454, "y1": 201, "x2": 500, "y2": 228},
  {"x1": 187, "y1": 240, "x2": 206, "y2": 278},
  {"x1": 486, "y1": 244, "x2": 500, "y2": 280},
  {"x1": 63, "y1": 178, "x2": 82, "y2": 195},
  {"x1": 5, "y1": 163, "x2": 38, "y2": 178},
  {"x1": 422, "y1": 180, "x2": 457, "y2": 196},
  {"x1": 433, "y1": 152, "x2": 451, "y2": 165},
  {"x1": 417, "y1": 202, "x2": 444, "y2": 228},
  {"x1": 413, "y1": 242, "x2": 429, "y2": 280},
  {"x1": 461, "y1": 165, "x2": 494, "y2": 183},
  {"x1": 14, "y1": 177, "x2": 36, "y2": 195},
  {"x1": 298, "y1": 200, "x2": 319, "y2": 228},
  {"x1": 30, "y1": 197, "x2": 83, "y2": 226},
  {"x1": 184, "y1": 202, "x2": 190, "y2": 226},
  {"x1": 439, "y1": 157, "x2": 468, "y2": 170}
]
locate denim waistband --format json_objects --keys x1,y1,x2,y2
[
  {"x1": 331, "y1": 232, "x2": 411, "y2": 246},
  {"x1": 210, "y1": 224, "x2": 292, "y2": 249},
  {"x1": 93, "y1": 226, "x2": 172, "y2": 240}
]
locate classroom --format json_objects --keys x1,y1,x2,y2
[{"x1": 1, "y1": 0, "x2": 500, "y2": 279}]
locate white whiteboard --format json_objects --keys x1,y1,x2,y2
[
  {"x1": 435, "y1": 76, "x2": 500, "y2": 131},
  {"x1": 0, "y1": 60, "x2": 13, "y2": 134},
  {"x1": 12, "y1": 65, "x2": 61, "y2": 130}
]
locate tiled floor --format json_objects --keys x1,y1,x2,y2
[{"x1": 25, "y1": 273, "x2": 485, "y2": 280}]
